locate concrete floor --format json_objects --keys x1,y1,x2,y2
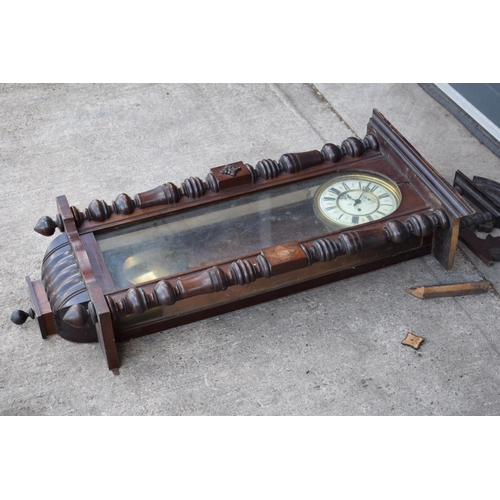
[{"x1": 2, "y1": 83, "x2": 500, "y2": 415}]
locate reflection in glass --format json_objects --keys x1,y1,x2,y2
[{"x1": 96, "y1": 175, "x2": 335, "y2": 289}]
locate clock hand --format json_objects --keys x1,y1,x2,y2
[{"x1": 354, "y1": 184, "x2": 370, "y2": 205}]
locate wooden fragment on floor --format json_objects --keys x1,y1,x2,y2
[
  {"x1": 402, "y1": 332, "x2": 425, "y2": 350},
  {"x1": 408, "y1": 281, "x2": 491, "y2": 299}
]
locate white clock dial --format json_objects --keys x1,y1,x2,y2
[{"x1": 314, "y1": 172, "x2": 402, "y2": 228}]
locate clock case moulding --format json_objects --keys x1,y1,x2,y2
[{"x1": 11, "y1": 109, "x2": 480, "y2": 370}]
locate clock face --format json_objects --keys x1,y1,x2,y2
[{"x1": 314, "y1": 171, "x2": 402, "y2": 228}]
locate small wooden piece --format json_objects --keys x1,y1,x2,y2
[
  {"x1": 211, "y1": 161, "x2": 251, "y2": 190},
  {"x1": 408, "y1": 281, "x2": 490, "y2": 299},
  {"x1": 26, "y1": 276, "x2": 57, "y2": 338},
  {"x1": 458, "y1": 228, "x2": 500, "y2": 266},
  {"x1": 261, "y1": 241, "x2": 308, "y2": 276},
  {"x1": 402, "y1": 332, "x2": 425, "y2": 349}
]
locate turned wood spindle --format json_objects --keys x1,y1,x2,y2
[
  {"x1": 103, "y1": 209, "x2": 449, "y2": 321},
  {"x1": 301, "y1": 228, "x2": 380, "y2": 266},
  {"x1": 180, "y1": 176, "x2": 207, "y2": 199},
  {"x1": 279, "y1": 150, "x2": 323, "y2": 174},
  {"x1": 460, "y1": 212, "x2": 494, "y2": 229},
  {"x1": 33, "y1": 133, "x2": 382, "y2": 236},
  {"x1": 107, "y1": 253, "x2": 274, "y2": 319},
  {"x1": 341, "y1": 137, "x2": 366, "y2": 157},
  {"x1": 383, "y1": 209, "x2": 449, "y2": 243},
  {"x1": 134, "y1": 182, "x2": 182, "y2": 209},
  {"x1": 86, "y1": 199, "x2": 112, "y2": 223},
  {"x1": 320, "y1": 134, "x2": 378, "y2": 164},
  {"x1": 229, "y1": 259, "x2": 258, "y2": 285},
  {"x1": 113, "y1": 193, "x2": 136, "y2": 215},
  {"x1": 254, "y1": 159, "x2": 283, "y2": 180},
  {"x1": 301, "y1": 209, "x2": 448, "y2": 267}
]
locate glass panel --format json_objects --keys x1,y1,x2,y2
[
  {"x1": 118, "y1": 234, "x2": 425, "y2": 334},
  {"x1": 96, "y1": 175, "x2": 334, "y2": 289}
]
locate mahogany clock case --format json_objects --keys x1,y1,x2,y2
[{"x1": 12, "y1": 109, "x2": 476, "y2": 370}]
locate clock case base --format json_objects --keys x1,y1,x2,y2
[{"x1": 16, "y1": 110, "x2": 476, "y2": 370}]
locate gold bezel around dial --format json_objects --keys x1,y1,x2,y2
[{"x1": 313, "y1": 171, "x2": 402, "y2": 228}]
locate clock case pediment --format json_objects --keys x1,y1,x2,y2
[{"x1": 14, "y1": 109, "x2": 477, "y2": 370}]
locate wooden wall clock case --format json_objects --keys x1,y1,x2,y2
[{"x1": 11, "y1": 110, "x2": 477, "y2": 370}]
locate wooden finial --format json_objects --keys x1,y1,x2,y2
[
  {"x1": 62, "y1": 302, "x2": 97, "y2": 328},
  {"x1": 34, "y1": 214, "x2": 63, "y2": 236},
  {"x1": 62, "y1": 304, "x2": 89, "y2": 328},
  {"x1": 11, "y1": 308, "x2": 35, "y2": 325}
]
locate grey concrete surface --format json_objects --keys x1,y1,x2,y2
[{"x1": 2, "y1": 83, "x2": 500, "y2": 415}]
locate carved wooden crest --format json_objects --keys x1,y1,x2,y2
[{"x1": 220, "y1": 164, "x2": 241, "y2": 177}]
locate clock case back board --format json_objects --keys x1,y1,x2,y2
[{"x1": 20, "y1": 110, "x2": 476, "y2": 369}]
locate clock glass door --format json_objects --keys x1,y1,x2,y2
[
  {"x1": 95, "y1": 170, "x2": 404, "y2": 289},
  {"x1": 96, "y1": 175, "x2": 334, "y2": 288}
]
